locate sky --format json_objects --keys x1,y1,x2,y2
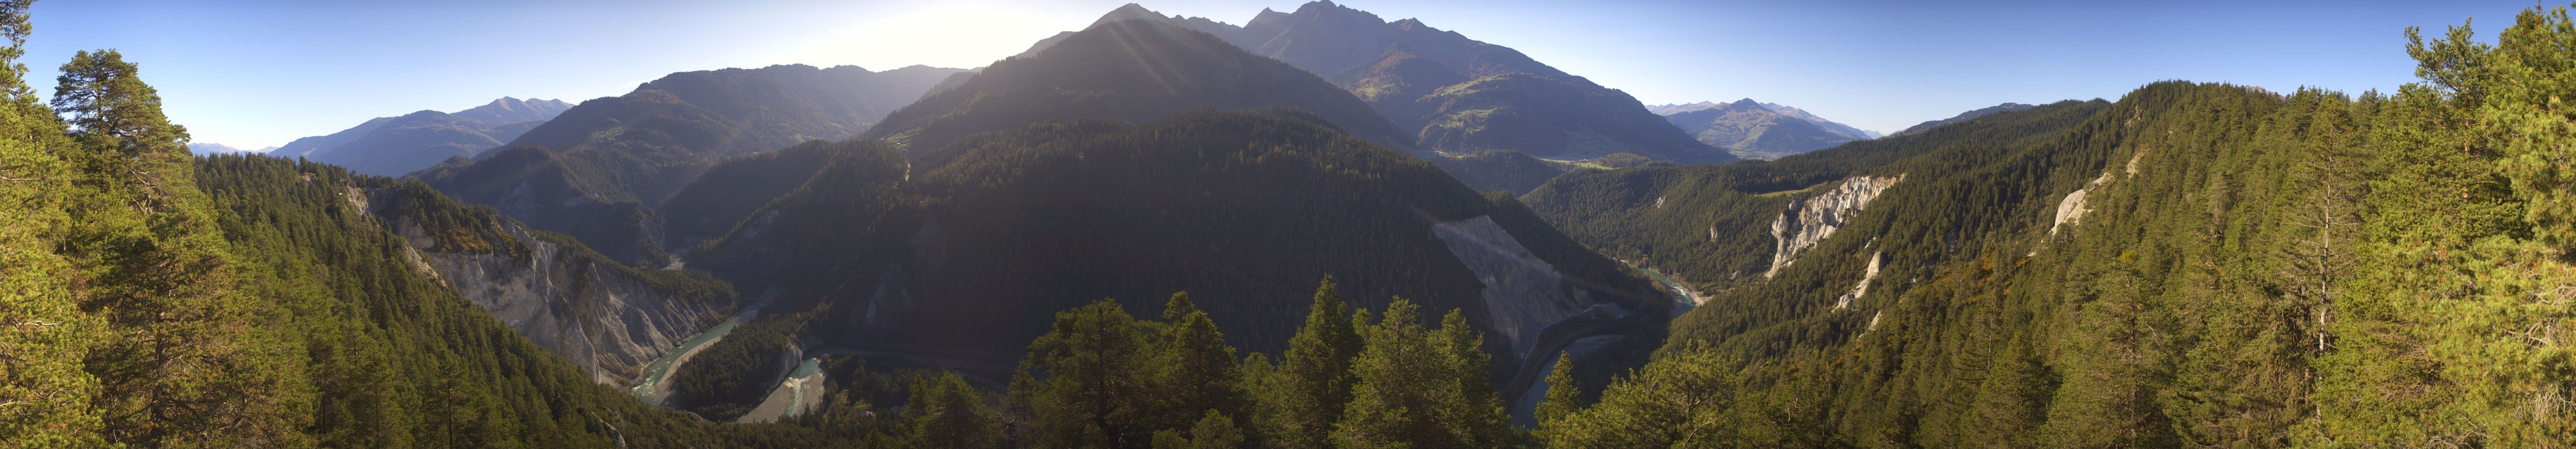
[{"x1": 25, "y1": 0, "x2": 2549, "y2": 149}]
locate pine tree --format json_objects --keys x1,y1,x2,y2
[
  {"x1": 1331, "y1": 298, "x2": 1511, "y2": 449},
  {"x1": 1016, "y1": 298, "x2": 1152, "y2": 448},
  {"x1": 1431, "y1": 309, "x2": 1512, "y2": 447},
  {"x1": 1264, "y1": 275, "x2": 1363, "y2": 447},
  {"x1": 53, "y1": 48, "x2": 311, "y2": 448},
  {"x1": 1531, "y1": 353, "x2": 1578, "y2": 445},
  {"x1": 0, "y1": 0, "x2": 108, "y2": 445},
  {"x1": 907, "y1": 372, "x2": 1004, "y2": 449},
  {"x1": 1150, "y1": 292, "x2": 1246, "y2": 437}
]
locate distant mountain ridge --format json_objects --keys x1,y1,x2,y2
[
  {"x1": 1030, "y1": 2, "x2": 1736, "y2": 164},
  {"x1": 1656, "y1": 98, "x2": 1876, "y2": 160},
  {"x1": 1648, "y1": 100, "x2": 1882, "y2": 139},
  {"x1": 451, "y1": 96, "x2": 575, "y2": 125},
  {"x1": 185, "y1": 143, "x2": 264, "y2": 154},
  {"x1": 864, "y1": 18, "x2": 1418, "y2": 154},
  {"x1": 1890, "y1": 102, "x2": 2038, "y2": 136},
  {"x1": 410, "y1": 64, "x2": 970, "y2": 264},
  {"x1": 265, "y1": 97, "x2": 574, "y2": 176}
]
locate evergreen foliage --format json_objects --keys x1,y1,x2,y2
[
  {"x1": 1521, "y1": 4, "x2": 2576, "y2": 447},
  {"x1": 671, "y1": 314, "x2": 807, "y2": 421},
  {"x1": 1009, "y1": 284, "x2": 1514, "y2": 449}
]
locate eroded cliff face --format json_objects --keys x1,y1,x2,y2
[
  {"x1": 366, "y1": 188, "x2": 724, "y2": 385},
  {"x1": 1834, "y1": 251, "x2": 1884, "y2": 310},
  {"x1": 2049, "y1": 170, "x2": 2121, "y2": 236},
  {"x1": 1767, "y1": 175, "x2": 1903, "y2": 278},
  {"x1": 1430, "y1": 216, "x2": 1624, "y2": 356}
]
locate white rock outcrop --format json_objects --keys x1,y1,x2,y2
[
  {"x1": 372, "y1": 189, "x2": 722, "y2": 385},
  {"x1": 1834, "y1": 251, "x2": 1883, "y2": 310},
  {"x1": 2050, "y1": 171, "x2": 2119, "y2": 236},
  {"x1": 1430, "y1": 216, "x2": 1600, "y2": 354},
  {"x1": 1766, "y1": 175, "x2": 1903, "y2": 278}
]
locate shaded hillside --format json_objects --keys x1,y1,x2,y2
[
  {"x1": 1661, "y1": 98, "x2": 1869, "y2": 160},
  {"x1": 1431, "y1": 149, "x2": 1567, "y2": 194},
  {"x1": 1889, "y1": 102, "x2": 2038, "y2": 136},
  {"x1": 702, "y1": 110, "x2": 1668, "y2": 406},
  {"x1": 1047, "y1": 2, "x2": 1734, "y2": 163},
  {"x1": 863, "y1": 18, "x2": 1416, "y2": 154},
  {"x1": 410, "y1": 64, "x2": 967, "y2": 264},
  {"x1": 658, "y1": 139, "x2": 865, "y2": 250}
]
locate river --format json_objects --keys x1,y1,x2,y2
[{"x1": 627, "y1": 282, "x2": 781, "y2": 406}]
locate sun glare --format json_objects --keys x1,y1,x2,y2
[{"x1": 781, "y1": 2, "x2": 1075, "y2": 70}]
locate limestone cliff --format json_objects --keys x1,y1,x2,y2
[
  {"x1": 1766, "y1": 175, "x2": 1903, "y2": 278},
  {"x1": 364, "y1": 186, "x2": 730, "y2": 385},
  {"x1": 1430, "y1": 216, "x2": 1625, "y2": 356}
]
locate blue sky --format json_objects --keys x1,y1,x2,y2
[{"x1": 26, "y1": 0, "x2": 2547, "y2": 149}]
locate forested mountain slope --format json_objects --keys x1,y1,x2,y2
[
  {"x1": 410, "y1": 64, "x2": 967, "y2": 265},
  {"x1": 1034, "y1": 2, "x2": 1737, "y2": 164},
  {"x1": 699, "y1": 109, "x2": 1671, "y2": 408},
  {"x1": 862, "y1": 18, "x2": 1417, "y2": 154},
  {"x1": 1889, "y1": 102, "x2": 2038, "y2": 136},
  {"x1": 354, "y1": 168, "x2": 740, "y2": 384},
  {"x1": 1526, "y1": 11, "x2": 2576, "y2": 446},
  {"x1": 1525, "y1": 98, "x2": 2104, "y2": 293},
  {"x1": 0, "y1": 37, "x2": 837, "y2": 446}
]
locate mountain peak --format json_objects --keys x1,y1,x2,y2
[
  {"x1": 1292, "y1": 0, "x2": 1383, "y2": 24},
  {"x1": 1093, "y1": 3, "x2": 1165, "y2": 27},
  {"x1": 451, "y1": 96, "x2": 573, "y2": 125}
]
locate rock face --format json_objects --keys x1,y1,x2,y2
[
  {"x1": 1834, "y1": 251, "x2": 1883, "y2": 310},
  {"x1": 365, "y1": 188, "x2": 723, "y2": 385},
  {"x1": 1768, "y1": 175, "x2": 1903, "y2": 278},
  {"x1": 2049, "y1": 171, "x2": 2116, "y2": 236},
  {"x1": 1429, "y1": 216, "x2": 1616, "y2": 356}
]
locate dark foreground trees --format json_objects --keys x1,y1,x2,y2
[{"x1": 1002, "y1": 277, "x2": 1518, "y2": 449}]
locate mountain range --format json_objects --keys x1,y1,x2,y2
[
  {"x1": 184, "y1": 142, "x2": 269, "y2": 154},
  {"x1": 863, "y1": 18, "x2": 1418, "y2": 154},
  {"x1": 19, "y1": 1, "x2": 2573, "y2": 447},
  {"x1": 265, "y1": 97, "x2": 573, "y2": 176},
  {"x1": 410, "y1": 64, "x2": 969, "y2": 264},
  {"x1": 1035, "y1": 2, "x2": 1737, "y2": 164},
  {"x1": 1653, "y1": 98, "x2": 1879, "y2": 160}
]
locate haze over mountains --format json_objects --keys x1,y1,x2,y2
[
  {"x1": 184, "y1": 142, "x2": 268, "y2": 154},
  {"x1": 266, "y1": 97, "x2": 573, "y2": 176},
  {"x1": 1652, "y1": 98, "x2": 1881, "y2": 160}
]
